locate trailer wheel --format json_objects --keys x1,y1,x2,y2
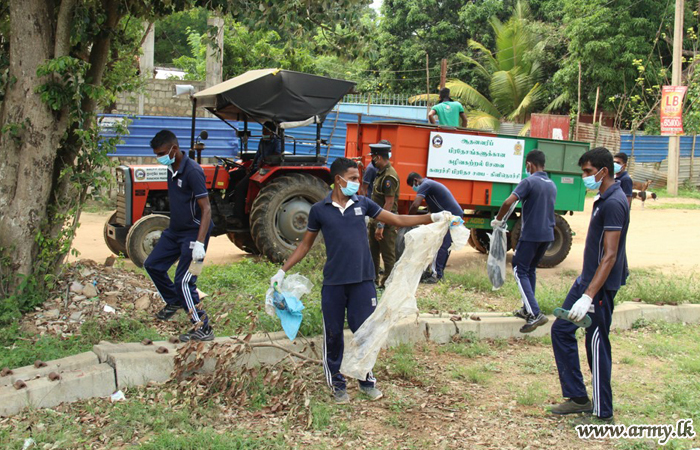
[
  {"x1": 227, "y1": 231, "x2": 260, "y2": 255},
  {"x1": 104, "y1": 211, "x2": 128, "y2": 257},
  {"x1": 250, "y1": 173, "x2": 329, "y2": 263},
  {"x1": 510, "y1": 214, "x2": 572, "y2": 268},
  {"x1": 125, "y1": 214, "x2": 170, "y2": 268}
]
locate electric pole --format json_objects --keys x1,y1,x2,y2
[{"x1": 668, "y1": 0, "x2": 684, "y2": 195}]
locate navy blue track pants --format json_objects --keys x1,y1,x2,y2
[
  {"x1": 144, "y1": 228, "x2": 210, "y2": 326},
  {"x1": 434, "y1": 231, "x2": 452, "y2": 279},
  {"x1": 321, "y1": 280, "x2": 377, "y2": 391},
  {"x1": 512, "y1": 240, "x2": 549, "y2": 316},
  {"x1": 551, "y1": 278, "x2": 616, "y2": 419}
]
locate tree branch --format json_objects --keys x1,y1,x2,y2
[
  {"x1": 231, "y1": 338, "x2": 322, "y2": 365},
  {"x1": 54, "y1": 0, "x2": 77, "y2": 57}
]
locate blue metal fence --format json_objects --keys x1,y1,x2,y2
[
  {"x1": 99, "y1": 112, "x2": 426, "y2": 165},
  {"x1": 620, "y1": 133, "x2": 698, "y2": 163}
]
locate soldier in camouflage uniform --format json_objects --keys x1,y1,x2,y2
[{"x1": 368, "y1": 142, "x2": 400, "y2": 288}]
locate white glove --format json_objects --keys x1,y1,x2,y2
[
  {"x1": 568, "y1": 294, "x2": 593, "y2": 322},
  {"x1": 431, "y1": 211, "x2": 453, "y2": 223},
  {"x1": 192, "y1": 241, "x2": 206, "y2": 262},
  {"x1": 270, "y1": 269, "x2": 285, "y2": 289}
]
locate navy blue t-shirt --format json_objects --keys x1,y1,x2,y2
[
  {"x1": 307, "y1": 194, "x2": 382, "y2": 285},
  {"x1": 580, "y1": 182, "x2": 630, "y2": 291},
  {"x1": 415, "y1": 179, "x2": 463, "y2": 217},
  {"x1": 167, "y1": 155, "x2": 213, "y2": 233},
  {"x1": 512, "y1": 171, "x2": 557, "y2": 242},
  {"x1": 616, "y1": 171, "x2": 634, "y2": 198},
  {"x1": 363, "y1": 163, "x2": 378, "y2": 198}
]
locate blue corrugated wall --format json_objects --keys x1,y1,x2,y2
[
  {"x1": 620, "y1": 134, "x2": 698, "y2": 163},
  {"x1": 99, "y1": 112, "x2": 426, "y2": 165}
]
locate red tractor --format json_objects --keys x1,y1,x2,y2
[{"x1": 104, "y1": 69, "x2": 355, "y2": 266}]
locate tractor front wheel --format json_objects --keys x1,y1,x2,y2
[
  {"x1": 125, "y1": 214, "x2": 170, "y2": 268},
  {"x1": 249, "y1": 173, "x2": 329, "y2": 263}
]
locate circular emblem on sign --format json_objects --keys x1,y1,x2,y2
[
  {"x1": 432, "y1": 134, "x2": 443, "y2": 148},
  {"x1": 513, "y1": 142, "x2": 523, "y2": 155},
  {"x1": 134, "y1": 168, "x2": 146, "y2": 181}
]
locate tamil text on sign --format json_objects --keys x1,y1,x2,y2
[{"x1": 427, "y1": 132, "x2": 525, "y2": 183}]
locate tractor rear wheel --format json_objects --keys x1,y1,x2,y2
[
  {"x1": 510, "y1": 214, "x2": 572, "y2": 268},
  {"x1": 227, "y1": 231, "x2": 260, "y2": 255},
  {"x1": 249, "y1": 173, "x2": 329, "y2": 263},
  {"x1": 125, "y1": 214, "x2": 170, "y2": 268},
  {"x1": 104, "y1": 211, "x2": 128, "y2": 257}
]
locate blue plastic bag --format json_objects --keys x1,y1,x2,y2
[{"x1": 273, "y1": 288, "x2": 305, "y2": 341}]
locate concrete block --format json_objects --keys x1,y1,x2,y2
[
  {"x1": 675, "y1": 304, "x2": 700, "y2": 323},
  {"x1": 422, "y1": 318, "x2": 460, "y2": 344},
  {"x1": 611, "y1": 303, "x2": 645, "y2": 330},
  {"x1": 385, "y1": 318, "x2": 426, "y2": 348},
  {"x1": 1, "y1": 352, "x2": 99, "y2": 387},
  {"x1": 476, "y1": 316, "x2": 552, "y2": 339},
  {"x1": 0, "y1": 364, "x2": 115, "y2": 416},
  {"x1": 108, "y1": 350, "x2": 175, "y2": 388},
  {"x1": 0, "y1": 384, "x2": 30, "y2": 417},
  {"x1": 93, "y1": 340, "x2": 179, "y2": 363},
  {"x1": 25, "y1": 364, "x2": 115, "y2": 410}
]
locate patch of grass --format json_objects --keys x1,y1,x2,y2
[
  {"x1": 385, "y1": 343, "x2": 423, "y2": 381},
  {"x1": 440, "y1": 339, "x2": 492, "y2": 358},
  {"x1": 309, "y1": 399, "x2": 333, "y2": 430},
  {"x1": 655, "y1": 185, "x2": 700, "y2": 200},
  {"x1": 617, "y1": 270, "x2": 700, "y2": 305},
  {"x1": 448, "y1": 363, "x2": 493, "y2": 384},
  {"x1": 516, "y1": 381, "x2": 548, "y2": 406},
  {"x1": 620, "y1": 356, "x2": 636, "y2": 365},
  {"x1": 517, "y1": 353, "x2": 554, "y2": 375},
  {"x1": 0, "y1": 324, "x2": 93, "y2": 369},
  {"x1": 81, "y1": 317, "x2": 163, "y2": 344},
  {"x1": 140, "y1": 429, "x2": 285, "y2": 449},
  {"x1": 647, "y1": 202, "x2": 700, "y2": 210}
]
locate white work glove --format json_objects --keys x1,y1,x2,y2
[
  {"x1": 568, "y1": 294, "x2": 593, "y2": 322},
  {"x1": 192, "y1": 241, "x2": 206, "y2": 262},
  {"x1": 490, "y1": 218, "x2": 504, "y2": 229},
  {"x1": 431, "y1": 211, "x2": 453, "y2": 223},
  {"x1": 270, "y1": 269, "x2": 285, "y2": 289}
]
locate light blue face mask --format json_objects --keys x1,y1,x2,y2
[
  {"x1": 157, "y1": 146, "x2": 175, "y2": 166},
  {"x1": 340, "y1": 176, "x2": 360, "y2": 196},
  {"x1": 412, "y1": 184, "x2": 419, "y2": 192},
  {"x1": 583, "y1": 168, "x2": 603, "y2": 190},
  {"x1": 614, "y1": 162, "x2": 622, "y2": 174}
]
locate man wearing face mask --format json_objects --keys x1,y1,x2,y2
[
  {"x1": 491, "y1": 150, "x2": 556, "y2": 333},
  {"x1": 550, "y1": 147, "x2": 629, "y2": 422},
  {"x1": 613, "y1": 152, "x2": 633, "y2": 208},
  {"x1": 269, "y1": 157, "x2": 459, "y2": 403},
  {"x1": 406, "y1": 173, "x2": 464, "y2": 283},
  {"x1": 368, "y1": 142, "x2": 400, "y2": 288},
  {"x1": 144, "y1": 130, "x2": 215, "y2": 341}
]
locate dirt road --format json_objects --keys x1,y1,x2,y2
[{"x1": 72, "y1": 195, "x2": 700, "y2": 276}]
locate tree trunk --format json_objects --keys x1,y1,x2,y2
[{"x1": 0, "y1": 0, "x2": 68, "y2": 289}]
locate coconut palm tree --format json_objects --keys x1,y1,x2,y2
[{"x1": 447, "y1": 1, "x2": 546, "y2": 133}]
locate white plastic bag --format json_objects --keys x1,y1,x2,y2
[
  {"x1": 265, "y1": 274, "x2": 313, "y2": 318},
  {"x1": 340, "y1": 221, "x2": 469, "y2": 380},
  {"x1": 487, "y1": 202, "x2": 517, "y2": 290}
]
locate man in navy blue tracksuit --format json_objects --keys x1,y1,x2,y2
[
  {"x1": 492, "y1": 150, "x2": 556, "y2": 333},
  {"x1": 550, "y1": 147, "x2": 629, "y2": 421},
  {"x1": 406, "y1": 173, "x2": 464, "y2": 283},
  {"x1": 270, "y1": 157, "x2": 457, "y2": 403},
  {"x1": 144, "y1": 130, "x2": 215, "y2": 342}
]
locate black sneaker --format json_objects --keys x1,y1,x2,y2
[
  {"x1": 422, "y1": 275, "x2": 440, "y2": 284},
  {"x1": 520, "y1": 313, "x2": 549, "y2": 333},
  {"x1": 179, "y1": 325, "x2": 214, "y2": 342},
  {"x1": 156, "y1": 304, "x2": 182, "y2": 321},
  {"x1": 513, "y1": 307, "x2": 528, "y2": 320}
]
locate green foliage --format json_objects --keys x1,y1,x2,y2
[
  {"x1": 446, "y1": 1, "x2": 552, "y2": 132},
  {"x1": 154, "y1": 8, "x2": 209, "y2": 65}
]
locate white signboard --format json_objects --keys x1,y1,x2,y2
[
  {"x1": 132, "y1": 165, "x2": 168, "y2": 183},
  {"x1": 427, "y1": 132, "x2": 525, "y2": 183}
]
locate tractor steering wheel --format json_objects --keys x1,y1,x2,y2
[{"x1": 215, "y1": 156, "x2": 245, "y2": 169}]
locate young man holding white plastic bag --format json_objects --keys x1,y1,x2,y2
[
  {"x1": 491, "y1": 150, "x2": 556, "y2": 333},
  {"x1": 269, "y1": 157, "x2": 459, "y2": 403}
]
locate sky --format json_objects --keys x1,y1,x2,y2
[{"x1": 371, "y1": 0, "x2": 383, "y2": 13}]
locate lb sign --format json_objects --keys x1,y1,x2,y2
[{"x1": 660, "y1": 86, "x2": 687, "y2": 135}]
